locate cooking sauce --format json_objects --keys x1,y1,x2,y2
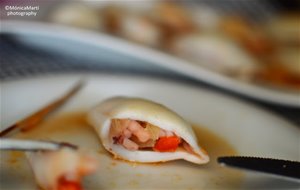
[{"x1": 7, "y1": 112, "x2": 243, "y2": 189}]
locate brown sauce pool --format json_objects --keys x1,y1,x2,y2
[{"x1": 11, "y1": 112, "x2": 243, "y2": 189}]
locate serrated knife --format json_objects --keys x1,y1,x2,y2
[{"x1": 218, "y1": 156, "x2": 300, "y2": 183}]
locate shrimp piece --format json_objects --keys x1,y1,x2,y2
[
  {"x1": 127, "y1": 120, "x2": 151, "y2": 142},
  {"x1": 123, "y1": 129, "x2": 132, "y2": 138},
  {"x1": 122, "y1": 138, "x2": 139, "y2": 151}
]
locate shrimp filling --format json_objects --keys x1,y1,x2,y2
[{"x1": 109, "y1": 119, "x2": 193, "y2": 153}]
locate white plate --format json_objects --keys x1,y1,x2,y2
[
  {"x1": 1, "y1": 74, "x2": 299, "y2": 190},
  {"x1": 1, "y1": 21, "x2": 300, "y2": 107}
]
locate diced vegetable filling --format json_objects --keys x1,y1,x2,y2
[
  {"x1": 57, "y1": 175, "x2": 82, "y2": 190},
  {"x1": 109, "y1": 119, "x2": 193, "y2": 153},
  {"x1": 153, "y1": 136, "x2": 181, "y2": 152}
]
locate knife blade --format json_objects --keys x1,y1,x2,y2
[
  {"x1": 218, "y1": 156, "x2": 300, "y2": 183},
  {"x1": 0, "y1": 139, "x2": 77, "y2": 152},
  {"x1": 0, "y1": 80, "x2": 85, "y2": 137}
]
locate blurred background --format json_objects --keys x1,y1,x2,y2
[{"x1": 0, "y1": 0, "x2": 299, "y2": 124}]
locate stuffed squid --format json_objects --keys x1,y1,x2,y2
[
  {"x1": 26, "y1": 148, "x2": 98, "y2": 190},
  {"x1": 87, "y1": 97, "x2": 209, "y2": 164}
]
